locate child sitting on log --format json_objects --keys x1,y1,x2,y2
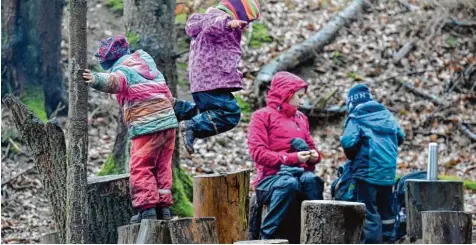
[
  {"x1": 174, "y1": 0, "x2": 261, "y2": 154},
  {"x1": 82, "y1": 35, "x2": 177, "y2": 223},
  {"x1": 247, "y1": 71, "x2": 323, "y2": 242},
  {"x1": 340, "y1": 84, "x2": 405, "y2": 243}
]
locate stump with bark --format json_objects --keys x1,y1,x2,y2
[
  {"x1": 168, "y1": 218, "x2": 219, "y2": 244},
  {"x1": 193, "y1": 170, "x2": 251, "y2": 244},
  {"x1": 136, "y1": 220, "x2": 172, "y2": 244},
  {"x1": 405, "y1": 180, "x2": 465, "y2": 240},
  {"x1": 87, "y1": 174, "x2": 134, "y2": 243},
  {"x1": 422, "y1": 211, "x2": 472, "y2": 244},
  {"x1": 300, "y1": 200, "x2": 366, "y2": 244}
]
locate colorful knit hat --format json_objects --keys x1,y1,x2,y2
[
  {"x1": 346, "y1": 83, "x2": 373, "y2": 112},
  {"x1": 216, "y1": 0, "x2": 261, "y2": 23},
  {"x1": 95, "y1": 34, "x2": 130, "y2": 70}
]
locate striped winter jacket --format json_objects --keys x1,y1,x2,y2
[{"x1": 90, "y1": 49, "x2": 178, "y2": 139}]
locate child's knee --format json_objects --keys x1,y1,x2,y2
[{"x1": 300, "y1": 172, "x2": 318, "y2": 184}]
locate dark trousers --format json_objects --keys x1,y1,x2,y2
[
  {"x1": 355, "y1": 179, "x2": 396, "y2": 244},
  {"x1": 255, "y1": 172, "x2": 324, "y2": 243},
  {"x1": 174, "y1": 89, "x2": 241, "y2": 138}
]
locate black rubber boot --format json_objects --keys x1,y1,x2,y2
[{"x1": 157, "y1": 207, "x2": 172, "y2": 220}]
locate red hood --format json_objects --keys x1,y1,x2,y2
[{"x1": 266, "y1": 72, "x2": 308, "y2": 117}]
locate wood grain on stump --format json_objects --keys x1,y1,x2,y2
[
  {"x1": 117, "y1": 224, "x2": 140, "y2": 244},
  {"x1": 422, "y1": 211, "x2": 472, "y2": 244},
  {"x1": 405, "y1": 180, "x2": 464, "y2": 240},
  {"x1": 300, "y1": 200, "x2": 366, "y2": 244},
  {"x1": 193, "y1": 170, "x2": 250, "y2": 244},
  {"x1": 168, "y1": 217, "x2": 219, "y2": 244}
]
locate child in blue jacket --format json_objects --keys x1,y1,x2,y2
[{"x1": 340, "y1": 84, "x2": 405, "y2": 244}]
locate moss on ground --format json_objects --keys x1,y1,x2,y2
[{"x1": 250, "y1": 23, "x2": 272, "y2": 48}]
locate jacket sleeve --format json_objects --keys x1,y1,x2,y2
[
  {"x1": 248, "y1": 112, "x2": 300, "y2": 169},
  {"x1": 340, "y1": 118, "x2": 362, "y2": 160},
  {"x1": 204, "y1": 14, "x2": 233, "y2": 38},
  {"x1": 89, "y1": 71, "x2": 127, "y2": 94},
  {"x1": 397, "y1": 125, "x2": 405, "y2": 146},
  {"x1": 185, "y1": 14, "x2": 203, "y2": 38},
  {"x1": 303, "y1": 116, "x2": 321, "y2": 166}
]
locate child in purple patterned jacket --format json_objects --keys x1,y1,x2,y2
[{"x1": 174, "y1": 0, "x2": 261, "y2": 154}]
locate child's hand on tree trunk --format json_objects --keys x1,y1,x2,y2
[
  {"x1": 227, "y1": 20, "x2": 247, "y2": 29},
  {"x1": 82, "y1": 69, "x2": 96, "y2": 85}
]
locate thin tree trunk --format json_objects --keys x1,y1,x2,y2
[{"x1": 66, "y1": 0, "x2": 89, "y2": 243}]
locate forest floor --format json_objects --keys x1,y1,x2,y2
[{"x1": 1, "y1": 0, "x2": 475, "y2": 243}]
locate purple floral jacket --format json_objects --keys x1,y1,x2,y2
[{"x1": 185, "y1": 9, "x2": 244, "y2": 93}]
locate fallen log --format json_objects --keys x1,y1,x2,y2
[
  {"x1": 422, "y1": 211, "x2": 472, "y2": 244},
  {"x1": 397, "y1": 80, "x2": 443, "y2": 105},
  {"x1": 405, "y1": 180, "x2": 464, "y2": 241},
  {"x1": 393, "y1": 40, "x2": 416, "y2": 65},
  {"x1": 193, "y1": 170, "x2": 250, "y2": 244},
  {"x1": 253, "y1": 0, "x2": 370, "y2": 107},
  {"x1": 300, "y1": 200, "x2": 366, "y2": 244},
  {"x1": 457, "y1": 123, "x2": 476, "y2": 142}
]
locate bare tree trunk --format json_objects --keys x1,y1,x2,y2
[
  {"x1": 2, "y1": 95, "x2": 67, "y2": 243},
  {"x1": 124, "y1": 0, "x2": 194, "y2": 217},
  {"x1": 66, "y1": 0, "x2": 89, "y2": 243},
  {"x1": 1, "y1": 0, "x2": 67, "y2": 117}
]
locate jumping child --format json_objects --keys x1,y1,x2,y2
[{"x1": 174, "y1": 0, "x2": 261, "y2": 154}]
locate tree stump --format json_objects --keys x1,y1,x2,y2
[
  {"x1": 117, "y1": 224, "x2": 140, "y2": 244},
  {"x1": 405, "y1": 180, "x2": 464, "y2": 240},
  {"x1": 39, "y1": 232, "x2": 59, "y2": 244},
  {"x1": 234, "y1": 239, "x2": 289, "y2": 244},
  {"x1": 136, "y1": 220, "x2": 171, "y2": 244},
  {"x1": 193, "y1": 170, "x2": 251, "y2": 244},
  {"x1": 87, "y1": 174, "x2": 135, "y2": 243},
  {"x1": 422, "y1": 211, "x2": 472, "y2": 244},
  {"x1": 300, "y1": 200, "x2": 366, "y2": 244},
  {"x1": 168, "y1": 217, "x2": 219, "y2": 244}
]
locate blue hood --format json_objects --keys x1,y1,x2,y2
[{"x1": 345, "y1": 101, "x2": 398, "y2": 134}]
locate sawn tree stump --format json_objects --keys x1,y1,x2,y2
[
  {"x1": 300, "y1": 200, "x2": 366, "y2": 244},
  {"x1": 193, "y1": 170, "x2": 250, "y2": 244},
  {"x1": 422, "y1": 211, "x2": 472, "y2": 244},
  {"x1": 88, "y1": 174, "x2": 134, "y2": 243},
  {"x1": 405, "y1": 180, "x2": 464, "y2": 240},
  {"x1": 117, "y1": 224, "x2": 140, "y2": 244}
]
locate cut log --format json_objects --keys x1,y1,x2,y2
[
  {"x1": 405, "y1": 180, "x2": 464, "y2": 240},
  {"x1": 2, "y1": 95, "x2": 67, "y2": 243},
  {"x1": 300, "y1": 200, "x2": 366, "y2": 244},
  {"x1": 168, "y1": 217, "x2": 219, "y2": 244},
  {"x1": 136, "y1": 220, "x2": 172, "y2": 244},
  {"x1": 87, "y1": 174, "x2": 135, "y2": 243},
  {"x1": 193, "y1": 170, "x2": 251, "y2": 244},
  {"x1": 422, "y1": 211, "x2": 472, "y2": 244},
  {"x1": 253, "y1": 0, "x2": 370, "y2": 107},
  {"x1": 234, "y1": 239, "x2": 289, "y2": 244},
  {"x1": 39, "y1": 232, "x2": 59, "y2": 244},
  {"x1": 117, "y1": 224, "x2": 140, "y2": 244}
]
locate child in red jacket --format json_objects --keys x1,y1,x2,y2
[{"x1": 247, "y1": 71, "x2": 323, "y2": 241}]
